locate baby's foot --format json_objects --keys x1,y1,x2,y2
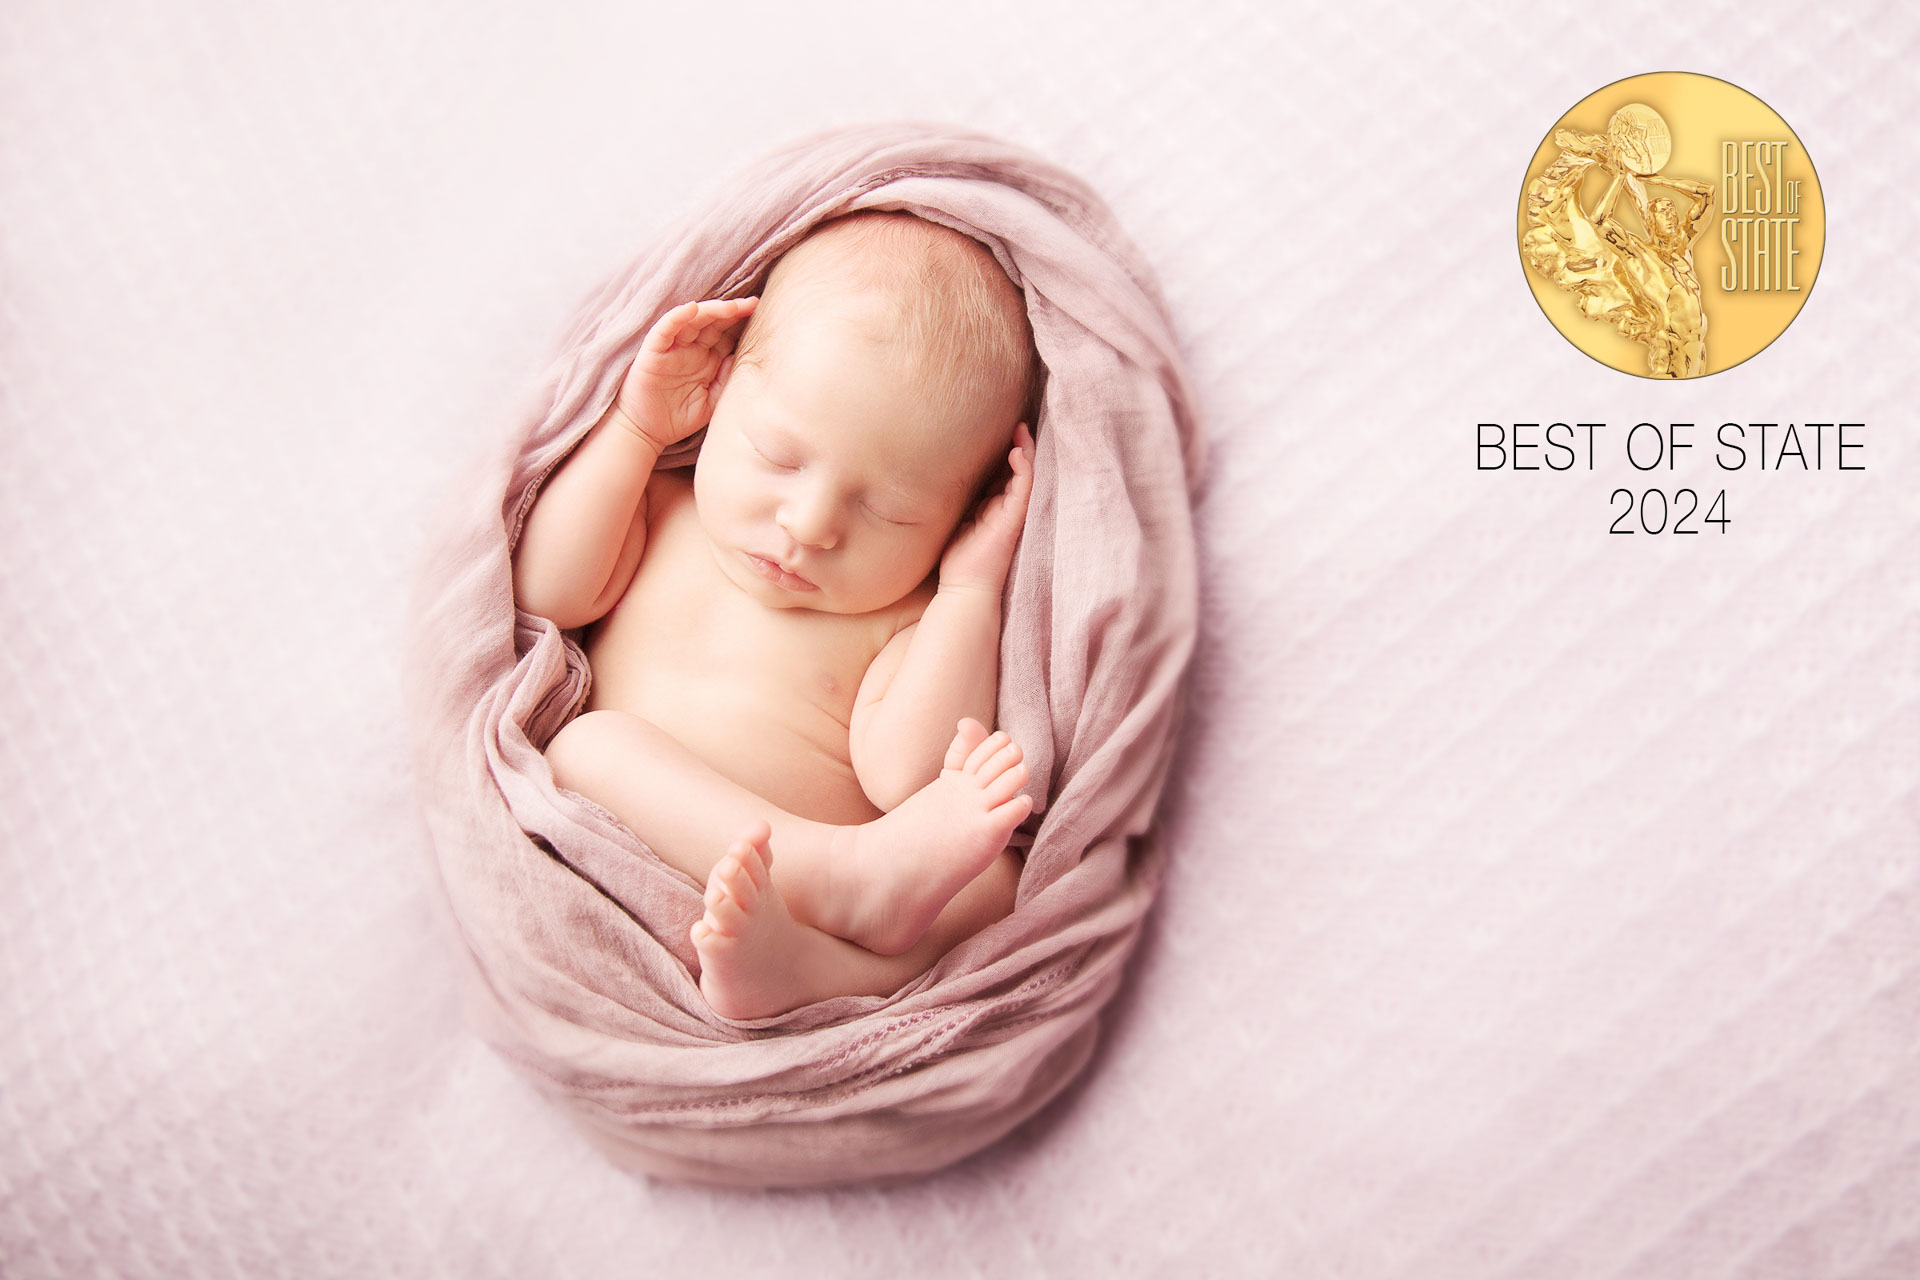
[
  {"x1": 823, "y1": 718, "x2": 1033, "y2": 957},
  {"x1": 690, "y1": 822, "x2": 815, "y2": 1021}
]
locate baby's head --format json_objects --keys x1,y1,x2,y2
[{"x1": 695, "y1": 211, "x2": 1038, "y2": 614}]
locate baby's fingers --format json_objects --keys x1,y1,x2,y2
[
  {"x1": 1002, "y1": 434, "x2": 1035, "y2": 499},
  {"x1": 1006, "y1": 424, "x2": 1036, "y2": 486},
  {"x1": 1008, "y1": 447, "x2": 1032, "y2": 486},
  {"x1": 689, "y1": 296, "x2": 758, "y2": 350},
  {"x1": 642, "y1": 296, "x2": 757, "y2": 353},
  {"x1": 641, "y1": 301, "x2": 704, "y2": 353}
]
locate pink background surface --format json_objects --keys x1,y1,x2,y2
[{"x1": 3, "y1": 0, "x2": 1914, "y2": 1275}]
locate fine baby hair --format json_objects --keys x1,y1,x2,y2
[{"x1": 733, "y1": 209, "x2": 1044, "y2": 457}]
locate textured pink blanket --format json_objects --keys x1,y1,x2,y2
[{"x1": 403, "y1": 123, "x2": 1202, "y2": 1187}]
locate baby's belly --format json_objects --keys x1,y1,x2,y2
[
  {"x1": 584, "y1": 629, "x2": 884, "y2": 826},
  {"x1": 630, "y1": 673, "x2": 877, "y2": 825}
]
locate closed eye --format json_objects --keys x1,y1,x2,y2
[
  {"x1": 862, "y1": 503, "x2": 915, "y2": 527},
  {"x1": 748, "y1": 439, "x2": 798, "y2": 471}
]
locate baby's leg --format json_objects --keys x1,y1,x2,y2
[
  {"x1": 691, "y1": 821, "x2": 1021, "y2": 1020},
  {"x1": 544, "y1": 710, "x2": 1031, "y2": 956}
]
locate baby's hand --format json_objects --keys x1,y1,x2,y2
[
  {"x1": 608, "y1": 297, "x2": 758, "y2": 452},
  {"x1": 939, "y1": 422, "x2": 1035, "y2": 595}
]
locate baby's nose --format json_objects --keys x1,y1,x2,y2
[{"x1": 777, "y1": 492, "x2": 841, "y2": 551}]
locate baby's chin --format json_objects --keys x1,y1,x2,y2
[
  {"x1": 728, "y1": 550, "x2": 922, "y2": 616},
  {"x1": 791, "y1": 580, "x2": 924, "y2": 616}
]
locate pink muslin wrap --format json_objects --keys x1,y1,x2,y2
[{"x1": 403, "y1": 123, "x2": 1202, "y2": 1187}]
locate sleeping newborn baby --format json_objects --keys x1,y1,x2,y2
[{"x1": 512, "y1": 211, "x2": 1041, "y2": 1020}]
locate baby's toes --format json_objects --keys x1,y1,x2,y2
[
  {"x1": 703, "y1": 858, "x2": 753, "y2": 930},
  {"x1": 977, "y1": 739, "x2": 1023, "y2": 783},
  {"x1": 990, "y1": 792, "x2": 1034, "y2": 828},
  {"x1": 738, "y1": 846, "x2": 770, "y2": 893},
  {"x1": 982, "y1": 760, "x2": 1029, "y2": 808},
  {"x1": 718, "y1": 854, "x2": 760, "y2": 911},
  {"x1": 728, "y1": 830, "x2": 772, "y2": 890},
  {"x1": 705, "y1": 848, "x2": 742, "y2": 904},
  {"x1": 701, "y1": 886, "x2": 746, "y2": 938},
  {"x1": 944, "y1": 718, "x2": 991, "y2": 770},
  {"x1": 963, "y1": 730, "x2": 1012, "y2": 775}
]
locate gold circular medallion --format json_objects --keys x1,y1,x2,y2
[{"x1": 1517, "y1": 72, "x2": 1824, "y2": 378}]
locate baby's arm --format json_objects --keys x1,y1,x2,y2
[
  {"x1": 850, "y1": 422, "x2": 1035, "y2": 811},
  {"x1": 512, "y1": 297, "x2": 756, "y2": 629}
]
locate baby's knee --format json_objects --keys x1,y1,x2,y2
[{"x1": 544, "y1": 708, "x2": 640, "y2": 793}]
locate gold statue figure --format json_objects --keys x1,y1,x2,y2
[{"x1": 1522, "y1": 103, "x2": 1715, "y2": 377}]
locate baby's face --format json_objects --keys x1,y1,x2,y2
[{"x1": 693, "y1": 302, "x2": 992, "y2": 615}]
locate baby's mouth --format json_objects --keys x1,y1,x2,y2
[{"x1": 744, "y1": 551, "x2": 819, "y2": 592}]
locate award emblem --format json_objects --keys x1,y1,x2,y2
[{"x1": 1518, "y1": 73, "x2": 1824, "y2": 378}]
